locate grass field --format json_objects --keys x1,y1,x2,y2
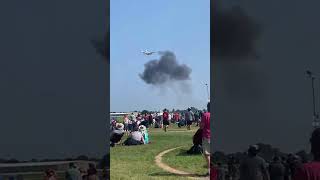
[
  {"x1": 110, "y1": 125, "x2": 207, "y2": 180},
  {"x1": 162, "y1": 147, "x2": 207, "y2": 176}
]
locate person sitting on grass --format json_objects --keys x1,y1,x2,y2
[
  {"x1": 110, "y1": 123, "x2": 125, "y2": 147},
  {"x1": 187, "y1": 127, "x2": 203, "y2": 154},
  {"x1": 139, "y1": 125, "x2": 149, "y2": 144},
  {"x1": 140, "y1": 117, "x2": 149, "y2": 128},
  {"x1": 128, "y1": 118, "x2": 133, "y2": 132},
  {"x1": 110, "y1": 118, "x2": 117, "y2": 130},
  {"x1": 123, "y1": 125, "x2": 145, "y2": 146}
]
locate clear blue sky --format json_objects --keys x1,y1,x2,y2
[{"x1": 111, "y1": 0, "x2": 210, "y2": 112}]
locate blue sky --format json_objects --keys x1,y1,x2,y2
[{"x1": 111, "y1": 0, "x2": 210, "y2": 112}]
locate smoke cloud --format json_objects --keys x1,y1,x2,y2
[
  {"x1": 213, "y1": 6, "x2": 261, "y2": 61},
  {"x1": 91, "y1": 33, "x2": 109, "y2": 61},
  {"x1": 212, "y1": 6, "x2": 265, "y2": 100},
  {"x1": 139, "y1": 51, "x2": 192, "y2": 92}
]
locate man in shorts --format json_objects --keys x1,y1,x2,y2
[
  {"x1": 162, "y1": 109, "x2": 169, "y2": 132},
  {"x1": 200, "y1": 102, "x2": 211, "y2": 175},
  {"x1": 185, "y1": 107, "x2": 194, "y2": 130}
]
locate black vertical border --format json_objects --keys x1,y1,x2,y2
[
  {"x1": 210, "y1": 0, "x2": 217, "y2": 172},
  {"x1": 105, "y1": 0, "x2": 110, "y2": 179}
]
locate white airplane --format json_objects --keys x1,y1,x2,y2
[{"x1": 141, "y1": 50, "x2": 156, "y2": 55}]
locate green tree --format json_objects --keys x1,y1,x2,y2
[{"x1": 141, "y1": 110, "x2": 149, "y2": 115}]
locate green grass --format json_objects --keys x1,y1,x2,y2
[
  {"x1": 110, "y1": 125, "x2": 207, "y2": 180},
  {"x1": 162, "y1": 147, "x2": 208, "y2": 175}
]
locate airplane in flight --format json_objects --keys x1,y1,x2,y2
[{"x1": 141, "y1": 50, "x2": 156, "y2": 55}]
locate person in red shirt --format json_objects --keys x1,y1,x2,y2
[
  {"x1": 200, "y1": 102, "x2": 211, "y2": 175},
  {"x1": 173, "y1": 112, "x2": 180, "y2": 123},
  {"x1": 148, "y1": 113, "x2": 153, "y2": 127},
  {"x1": 293, "y1": 128, "x2": 320, "y2": 180},
  {"x1": 162, "y1": 109, "x2": 170, "y2": 132}
]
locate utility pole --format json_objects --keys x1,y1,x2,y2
[
  {"x1": 306, "y1": 70, "x2": 320, "y2": 128},
  {"x1": 205, "y1": 83, "x2": 210, "y2": 101}
]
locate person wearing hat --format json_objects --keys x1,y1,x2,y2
[
  {"x1": 139, "y1": 125, "x2": 149, "y2": 144},
  {"x1": 185, "y1": 107, "x2": 194, "y2": 130},
  {"x1": 239, "y1": 145, "x2": 270, "y2": 180},
  {"x1": 162, "y1": 109, "x2": 170, "y2": 132},
  {"x1": 110, "y1": 123, "x2": 125, "y2": 147},
  {"x1": 293, "y1": 128, "x2": 320, "y2": 180}
]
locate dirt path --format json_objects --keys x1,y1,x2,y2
[{"x1": 154, "y1": 147, "x2": 209, "y2": 180}]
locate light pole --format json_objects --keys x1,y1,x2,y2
[
  {"x1": 306, "y1": 70, "x2": 320, "y2": 128},
  {"x1": 205, "y1": 83, "x2": 210, "y2": 101}
]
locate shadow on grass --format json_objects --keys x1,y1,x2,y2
[
  {"x1": 149, "y1": 171, "x2": 208, "y2": 178},
  {"x1": 149, "y1": 172, "x2": 181, "y2": 177},
  {"x1": 174, "y1": 148, "x2": 202, "y2": 157}
]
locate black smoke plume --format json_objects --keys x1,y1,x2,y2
[
  {"x1": 91, "y1": 33, "x2": 109, "y2": 61},
  {"x1": 212, "y1": 5, "x2": 265, "y2": 101},
  {"x1": 139, "y1": 51, "x2": 192, "y2": 89},
  {"x1": 213, "y1": 6, "x2": 261, "y2": 60}
]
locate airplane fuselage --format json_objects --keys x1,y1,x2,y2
[{"x1": 142, "y1": 50, "x2": 155, "y2": 55}]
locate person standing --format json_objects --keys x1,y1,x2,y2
[
  {"x1": 148, "y1": 113, "x2": 153, "y2": 128},
  {"x1": 200, "y1": 102, "x2": 211, "y2": 175},
  {"x1": 185, "y1": 108, "x2": 194, "y2": 130},
  {"x1": 239, "y1": 145, "x2": 270, "y2": 180},
  {"x1": 87, "y1": 163, "x2": 98, "y2": 180},
  {"x1": 194, "y1": 110, "x2": 200, "y2": 126},
  {"x1": 281, "y1": 156, "x2": 291, "y2": 180},
  {"x1": 217, "y1": 163, "x2": 226, "y2": 180},
  {"x1": 162, "y1": 109, "x2": 170, "y2": 132},
  {"x1": 269, "y1": 156, "x2": 285, "y2": 180},
  {"x1": 228, "y1": 156, "x2": 239, "y2": 180},
  {"x1": 173, "y1": 111, "x2": 180, "y2": 123},
  {"x1": 123, "y1": 115, "x2": 129, "y2": 135},
  {"x1": 293, "y1": 128, "x2": 320, "y2": 180},
  {"x1": 65, "y1": 163, "x2": 82, "y2": 180}
]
